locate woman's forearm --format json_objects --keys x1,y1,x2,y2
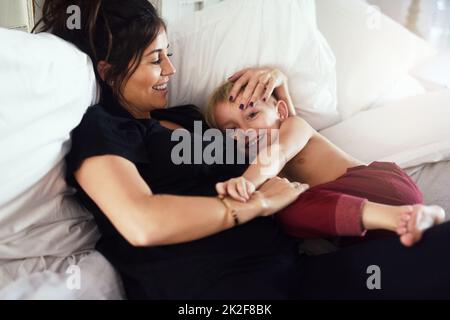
[
  {"x1": 133, "y1": 194, "x2": 263, "y2": 247},
  {"x1": 75, "y1": 156, "x2": 302, "y2": 249}
]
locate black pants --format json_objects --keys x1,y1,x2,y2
[{"x1": 295, "y1": 221, "x2": 450, "y2": 299}]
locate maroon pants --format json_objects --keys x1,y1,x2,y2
[{"x1": 277, "y1": 162, "x2": 423, "y2": 238}]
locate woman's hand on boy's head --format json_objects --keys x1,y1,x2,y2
[
  {"x1": 228, "y1": 68, "x2": 287, "y2": 110},
  {"x1": 216, "y1": 177, "x2": 256, "y2": 203}
]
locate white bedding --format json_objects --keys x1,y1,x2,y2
[
  {"x1": 0, "y1": 250, "x2": 125, "y2": 299},
  {"x1": 315, "y1": 0, "x2": 434, "y2": 119},
  {"x1": 0, "y1": 29, "x2": 99, "y2": 262},
  {"x1": 321, "y1": 90, "x2": 450, "y2": 169},
  {"x1": 168, "y1": 0, "x2": 339, "y2": 130},
  {"x1": 405, "y1": 161, "x2": 450, "y2": 216},
  {"x1": 0, "y1": 28, "x2": 112, "y2": 299}
]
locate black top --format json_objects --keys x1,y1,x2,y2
[{"x1": 65, "y1": 99, "x2": 301, "y2": 299}]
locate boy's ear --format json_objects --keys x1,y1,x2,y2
[
  {"x1": 276, "y1": 100, "x2": 289, "y2": 120},
  {"x1": 97, "y1": 61, "x2": 111, "y2": 82}
]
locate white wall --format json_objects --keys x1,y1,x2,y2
[
  {"x1": 151, "y1": 0, "x2": 224, "y2": 25},
  {"x1": 2, "y1": 0, "x2": 224, "y2": 32},
  {"x1": 0, "y1": 0, "x2": 34, "y2": 31}
]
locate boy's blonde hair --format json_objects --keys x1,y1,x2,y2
[{"x1": 204, "y1": 81, "x2": 235, "y2": 129}]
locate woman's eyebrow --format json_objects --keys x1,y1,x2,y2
[{"x1": 146, "y1": 44, "x2": 170, "y2": 56}]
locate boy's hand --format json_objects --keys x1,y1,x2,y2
[{"x1": 216, "y1": 177, "x2": 256, "y2": 202}]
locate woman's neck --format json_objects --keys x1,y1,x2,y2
[{"x1": 120, "y1": 100, "x2": 152, "y2": 120}]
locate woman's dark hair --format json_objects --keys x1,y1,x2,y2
[{"x1": 33, "y1": 0, "x2": 166, "y2": 104}]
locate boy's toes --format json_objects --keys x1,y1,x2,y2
[
  {"x1": 397, "y1": 219, "x2": 408, "y2": 228},
  {"x1": 400, "y1": 233, "x2": 416, "y2": 247},
  {"x1": 398, "y1": 205, "x2": 444, "y2": 247},
  {"x1": 396, "y1": 226, "x2": 408, "y2": 236},
  {"x1": 396, "y1": 209, "x2": 412, "y2": 236}
]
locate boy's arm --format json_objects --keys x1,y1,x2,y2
[{"x1": 243, "y1": 116, "x2": 315, "y2": 189}]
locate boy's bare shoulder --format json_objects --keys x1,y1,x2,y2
[{"x1": 281, "y1": 116, "x2": 315, "y2": 132}]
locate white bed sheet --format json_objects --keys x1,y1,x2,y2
[
  {"x1": 0, "y1": 250, "x2": 125, "y2": 299},
  {"x1": 321, "y1": 89, "x2": 450, "y2": 169},
  {"x1": 405, "y1": 161, "x2": 450, "y2": 217}
]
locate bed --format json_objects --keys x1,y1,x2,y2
[{"x1": 0, "y1": 0, "x2": 448, "y2": 300}]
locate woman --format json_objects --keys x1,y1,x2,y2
[{"x1": 35, "y1": 0, "x2": 450, "y2": 299}]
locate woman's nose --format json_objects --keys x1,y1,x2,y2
[{"x1": 162, "y1": 56, "x2": 176, "y2": 76}]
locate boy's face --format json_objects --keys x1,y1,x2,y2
[
  {"x1": 214, "y1": 96, "x2": 282, "y2": 132},
  {"x1": 214, "y1": 95, "x2": 288, "y2": 151}
]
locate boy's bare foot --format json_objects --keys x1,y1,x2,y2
[{"x1": 396, "y1": 205, "x2": 446, "y2": 247}]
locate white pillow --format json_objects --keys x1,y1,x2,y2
[
  {"x1": 168, "y1": 0, "x2": 339, "y2": 130},
  {"x1": 0, "y1": 28, "x2": 99, "y2": 259},
  {"x1": 369, "y1": 74, "x2": 426, "y2": 109},
  {"x1": 316, "y1": 0, "x2": 434, "y2": 120},
  {"x1": 320, "y1": 90, "x2": 450, "y2": 169}
]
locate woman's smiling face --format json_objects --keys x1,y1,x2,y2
[{"x1": 121, "y1": 28, "x2": 176, "y2": 116}]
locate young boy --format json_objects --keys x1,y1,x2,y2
[{"x1": 205, "y1": 81, "x2": 445, "y2": 247}]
